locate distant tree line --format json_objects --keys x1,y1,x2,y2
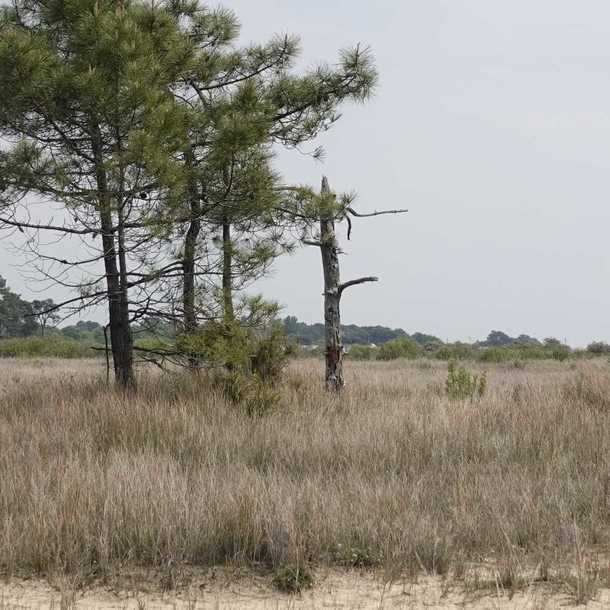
[
  {"x1": 1, "y1": 288, "x2": 608, "y2": 363},
  {"x1": 283, "y1": 318, "x2": 546, "y2": 349},
  {"x1": 284, "y1": 318, "x2": 610, "y2": 362},
  {"x1": 0, "y1": 276, "x2": 59, "y2": 339},
  {"x1": 0, "y1": 275, "x2": 179, "y2": 356},
  {"x1": 282, "y1": 315, "x2": 429, "y2": 346}
]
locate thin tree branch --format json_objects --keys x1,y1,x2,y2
[
  {"x1": 0, "y1": 217, "x2": 97, "y2": 235},
  {"x1": 347, "y1": 207, "x2": 408, "y2": 218},
  {"x1": 338, "y1": 276, "x2": 379, "y2": 295}
]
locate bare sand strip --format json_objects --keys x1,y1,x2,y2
[{"x1": 1, "y1": 572, "x2": 609, "y2": 609}]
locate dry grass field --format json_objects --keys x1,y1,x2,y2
[{"x1": 0, "y1": 357, "x2": 609, "y2": 608}]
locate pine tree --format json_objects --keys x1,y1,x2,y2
[
  {"x1": 0, "y1": 0, "x2": 189, "y2": 389},
  {"x1": 158, "y1": 3, "x2": 379, "y2": 341}
]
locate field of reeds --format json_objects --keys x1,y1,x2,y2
[{"x1": 0, "y1": 357, "x2": 609, "y2": 605}]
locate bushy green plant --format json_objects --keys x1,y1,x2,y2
[
  {"x1": 586, "y1": 341, "x2": 610, "y2": 355},
  {"x1": 334, "y1": 543, "x2": 381, "y2": 568},
  {"x1": 134, "y1": 338, "x2": 173, "y2": 352},
  {"x1": 250, "y1": 323, "x2": 295, "y2": 383},
  {"x1": 244, "y1": 375, "x2": 281, "y2": 417},
  {"x1": 478, "y1": 347, "x2": 513, "y2": 363},
  {"x1": 446, "y1": 361, "x2": 487, "y2": 400},
  {"x1": 272, "y1": 565, "x2": 314, "y2": 594},
  {"x1": 377, "y1": 337, "x2": 420, "y2": 361},
  {"x1": 513, "y1": 345, "x2": 547, "y2": 360},
  {"x1": 0, "y1": 337, "x2": 97, "y2": 359},
  {"x1": 551, "y1": 346, "x2": 571, "y2": 362},
  {"x1": 346, "y1": 344, "x2": 375, "y2": 360},
  {"x1": 178, "y1": 320, "x2": 251, "y2": 371},
  {"x1": 213, "y1": 371, "x2": 281, "y2": 416},
  {"x1": 178, "y1": 297, "x2": 293, "y2": 382},
  {"x1": 216, "y1": 371, "x2": 248, "y2": 404},
  {"x1": 433, "y1": 343, "x2": 475, "y2": 361}
]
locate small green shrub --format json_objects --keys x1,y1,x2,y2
[
  {"x1": 179, "y1": 318, "x2": 292, "y2": 383},
  {"x1": 433, "y1": 343, "x2": 475, "y2": 361},
  {"x1": 551, "y1": 346, "x2": 570, "y2": 362},
  {"x1": 0, "y1": 336, "x2": 97, "y2": 359},
  {"x1": 134, "y1": 338, "x2": 172, "y2": 352},
  {"x1": 214, "y1": 372, "x2": 280, "y2": 417},
  {"x1": 446, "y1": 361, "x2": 486, "y2": 400},
  {"x1": 177, "y1": 320, "x2": 250, "y2": 371},
  {"x1": 216, "y1": 371, "x2": 247, "y2": 404},
  {"x1": 272, "y1": 565, "x2": 314, "y2": 594},
  {"x1": 586, "y1": 341, "x2": 610, "y2": 355},
  {"x1": 346, "y1": 344, "x2": 375, "y2": 360},
  {"x1": 244, "y1": 376, "x2": 280, "y2": 417},
  {"x1": 335, "y1": 544, "x2": 381, "y2": 568},
  {"x1": 377, "y1": 337, "x2": 420, "y2": 361},
  {"x1": 478, "y1": 347, "x2": 512, "y2": 363},
  {"x1": 250, "y1": 324, "x2": 295, "y2": 383}
]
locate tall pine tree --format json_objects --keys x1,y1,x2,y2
[{"x1": 0, "y1": 0, "x2": 190, "y2": 389}]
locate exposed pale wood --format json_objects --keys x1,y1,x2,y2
[
  {"x1": 308, "y1": 178, "x2": 407, "y2": 393},
  {"x1": 319, "y1": 176, "x2": 344, "y2": 393}
]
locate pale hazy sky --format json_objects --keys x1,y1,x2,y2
[{"x1": 4, "y1": 1, "x2": 610, "y2": 346}]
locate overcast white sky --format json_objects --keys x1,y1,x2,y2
[{"x1": 4, "y1": 1, "x2": 610, "y2": 345}]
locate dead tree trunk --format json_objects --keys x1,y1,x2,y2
[
  {"x1": 309, "y1": 177, "x2": 408, "y2": 392},
  {"x1": 318, "y1": 177, "x2": 380, "y2": 393},
  {"x1": 319, "y1": 177, "x2": 345, "y2": 392}
]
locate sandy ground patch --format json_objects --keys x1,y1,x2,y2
[{"x1": 1, "y1": 572, "x2": 609, "y2": 609}]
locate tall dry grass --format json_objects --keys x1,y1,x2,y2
[{"x1": 0, "y1": 358, "x2": 608, "y2": 584}]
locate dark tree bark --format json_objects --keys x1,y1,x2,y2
[
  {"x1": 222, "y1": 217, "x2": 234, "y2": 325},
  {"x1": 92, "y1": 124, "x2": 136, "y2": 391},
  {"x1": 99, "y1": 204, "x2": 136, "y2": 391},
  {"x1": 181, "y1": 148, "x2": 203, "y2": 371},
  {"x1": 182, "y1": 149, "x2": 201, "y2": 335}
]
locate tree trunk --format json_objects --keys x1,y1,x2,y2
[
  {"x1": 115, "y1": 198, "x2": 136, "y2": 391},
  {"x1": 182, "y1": 149, "x2": 201, "y2": 335},
  {"x1": 319, "y1": 177, "x2": 344, "y2": 393},
  {"x1": 182, "y1": 202, "x2": 201, "y2": 331},
  {"x1": 91, "y1": 124, "x2": 136, "y2": 391},
  {"x1": 99, "y1": 205, "x2": 136, "y2": 391},
  {"x1": 222, "y1": 217, "x2": 234, "y2": 325}
]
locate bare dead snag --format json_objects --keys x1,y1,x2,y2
[
  {"x1": 306, "y1": 177, "x2": 407, "y2": 393},
  {"x1": 319, "y1": 177, "x2": 343, "y2": 392},
  {"x1": 318, "y1": 178, "x2": 378, "y2": 392}
]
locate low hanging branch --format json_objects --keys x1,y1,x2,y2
[{"x1": 305, "y1": 177, "x2": 407, "y2": 393}]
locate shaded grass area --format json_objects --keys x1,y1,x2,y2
[{"x1": 0, "y1": 358, "x2": 608, "y2": 599}]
